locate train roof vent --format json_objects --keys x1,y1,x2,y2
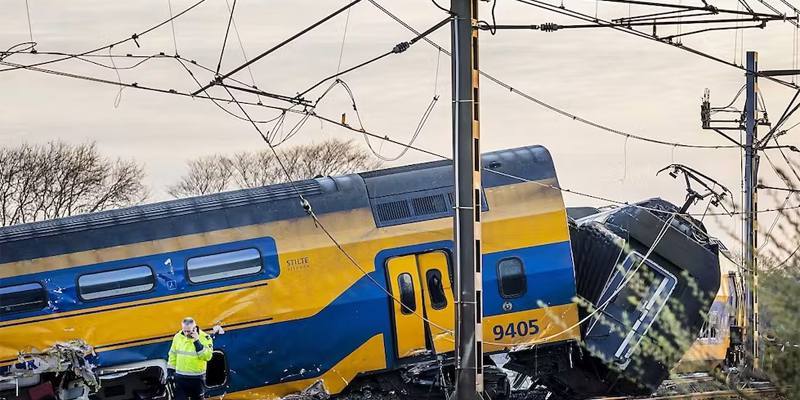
[
  {"x1": 375, "y1": 200, "x2": 413, "y2": 222},
  {"x1": 371, "y1": 188, "x2": 487, "y2": 228},
  {"x1": 412, "y1": 194, "x2": 448, "y2": 215}
]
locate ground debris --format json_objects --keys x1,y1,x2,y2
[
  {"x1": 281, "y1": 381, "x2": 331, "y2": 400},
  {"x1": 509, "y1": 388, "x2": 552, "y2": 400}
]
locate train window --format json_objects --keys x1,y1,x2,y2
[
  {"x1": 187, "y1": 248, "x2": 262, "y2": 283},
  {"x1": 0, "y1": 282, "x2": 47, "y2": 315},
  {"x1": 497, "y1": 258, "x2": 526, "y2": 298},
  {"x1": 397, "y1": 273, "x2": 417, "y2": 315},
  {"x1": 426, "y1": 269, "x2": 447, "y2": 310},
  {"x1": 78, "y1": 266, "x2": 155, "y2": 300},
  {"x1": 205, "y1": 350, "x2": 228, "y2": 388},
  {"x1": 727, "y1": 273, "x2": 738, "y2": 314},
  {"x1": 586, "y1": 252, "x2": 677, "y2": 368}
]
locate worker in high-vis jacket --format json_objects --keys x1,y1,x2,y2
[{"x1": 167, "y1": 317, "x2": 213, "y2": 400}]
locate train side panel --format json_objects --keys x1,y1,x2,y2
[{"x1": 0, "y1": 146, "x2": 579, "y2": 399}]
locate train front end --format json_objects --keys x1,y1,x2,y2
[{"x1": 537, "y1": 199, "x2": 723, "y2": 398}]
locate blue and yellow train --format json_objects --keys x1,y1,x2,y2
[
  {"x1": 0, "y1": 145, "x2": 726, "y2": 400},
  {"x1": 0, "y1": 146, "x2": 580, "y2": 400}
]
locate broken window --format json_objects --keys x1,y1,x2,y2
[
  {"x1": 205, "y1": 350, "x2": 228, "y2": 388},
  {"x1": 78, "y1": 266, "x2": 155, "y2": 300},
  {"x1": 585, "y1": 252, "x2": 678, "y2": 369},
  {"x1": 186, "y1": 248, "x2": 263, "y2": 283},
  {"x1": 0, "y1": 282, "x2": 47, "y2": 314},
  {"x1": 727, "y1": 273, "x2": 738, "y2": 326},
  {"x1": 397, "y1": 273, "x2": 417, "y2": 315},
  {"x1": 498, "y1": 257, "x2": 526, "y2": 298},
  {"x1": 426, "y1": 269, "x2": 448, "y2": 310}
]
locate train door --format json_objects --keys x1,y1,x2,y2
[{"x1": 386, "y1": 251, "x2": 455, "y2": 359}]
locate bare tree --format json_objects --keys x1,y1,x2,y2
[
  {"x1": 0, "y1": 141, "x2": 147, "y2": 227},
  {"x1": 168, "y1": 139, "x2": 382, "y2": 198}
]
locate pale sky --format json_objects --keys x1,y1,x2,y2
[{"x1": 2, "y1": 0, "x2": 800, "y2": 251}]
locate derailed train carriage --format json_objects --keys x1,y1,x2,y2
[
  {"x1": 0, "y1": 145, "x2": 722, "y2": 400},
  {"x1": 532, "y1": 200, "x2": 724, "y2": 398}
]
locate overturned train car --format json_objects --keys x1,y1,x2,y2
[
  {"x1": 518, "y1": 200, "x2": 722, "y2": 398},
  {"x1": 0, "y1": 145, "x2": 721, "y2": 400}
]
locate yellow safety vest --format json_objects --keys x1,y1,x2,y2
[{"x1": 167, "y1": 330, "x2": 213, "y2": 376}]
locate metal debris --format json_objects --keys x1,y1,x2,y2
[
  {"x1": 4, "y1": 340, "x2": 100, "y2": 399},
  {"x1": 281, "y1": 380, "x2": 330, "y2": 400}
]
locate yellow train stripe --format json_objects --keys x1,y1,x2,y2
[
  {"x1": 0, "y1": 180, "x2": 564, "y2": 278},
  {"x1": 0, "y1": 280, "x2": 269, "y2": 328}
]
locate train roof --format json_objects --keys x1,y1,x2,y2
[{"x1": 0, "y1": 145, "x2": 558, "y2": 265}]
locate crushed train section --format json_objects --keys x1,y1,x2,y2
[{"x1": 0, "y1": 146, "x2": 738, "y2": 400}]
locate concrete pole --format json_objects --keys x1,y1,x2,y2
[
  {"x1": 744, "y1": 50, "x2": 760, "y2": 371},
  {"x1": 451, "y1": 0, "x2": 483, "y2": 398}
]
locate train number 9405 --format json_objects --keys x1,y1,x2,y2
[{"x1": 492, "y1": 319, "x2": 540, "y2": 340}]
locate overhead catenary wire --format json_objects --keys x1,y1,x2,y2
[
  {"x1": 660, "y1": 21, "x2": 766, "y2": 42},
  {"x1": 361, "y1": 92, "x2": 440, "y2": 161},
  {"x1": 0, "y1": 42, "x2": 35, "y2": 62},
  {"x1": 11, "y1": 51, "x2": 800, "y2": 219},
  {"x1": 108, "y1": 47, "x2": 125, "y2": 108},
  {"x1": 191, "y1": 0, "x2": 363, "y2": 96},
  {"x1": 215, "y1": 0, "x2": 237, "y2": 75},
  {"x1": 8, "y1": 25, "x2": 800, "y2": 220},
  {"x1": 597, "y1": 0, "x2": 795, "y2": 23},
  {"x1": 484, "y1": 16, "x2": 789, "y2": 31},
  {"x1": 762, "y1": 136, "x2": 800, "y2": 260},
  {"x1": 223, "y1": 0, "x2": 261, "y2": 103},
  {"x1": 781, "y1": 119, "x2": 800, "y2": 133},
  {"x1": 734, "y1": 2, "x2": 742, "y2": 65},
  {"x1": 759, "y1": 89, "x2": 800, "y2": 147},
  {"x1": 712, "y1": 84, "x2": 747, "y2": 112},
  {"x1": 431, "y1": 0, "x2": 452, "y2": 15},
  {"x1": 513, "y1": 0, "x2": 800, "y2": 90},
  {"x1": 0, "y1": 57, "x2": 301, "y2": 117},
  {"x1": 367, "y1": 0, "x2": 741, "y2": 150},
  {"x1": 5, "y1": 1, "x2": 755, "y2": 151},
  {"x1": 296, "y1": 15, "x2": 451, "y2": 98},
  {"x1": 24, "y1": 0, "x2": 34, "y2": 46},
  {"x1": 0, "y1": 0, "x2": 208, "y2": 73},
  {"x1": 769, "y1": 138, "x2": 800, "y2": 183},
  {"x1": 2, "y1": 44, "x2": 286, "y2": 101},
  {"x1": 756, "y1": 152, "x2": 797, "y2": 255},
  {"x1": 2, "y1": 49, "x2": 174, "y2": 71},
  {"x1": 616, "y1": 9, "x2": 713, "y2": 24},
  {"x1": 175, "y1": 57, "x2": 289, "y2": 124},
  {"x1": 313, "y1": 42, "x2": 443, "y2": 161},
  {"x1": 166, "y1": 0, "x2": 179, "y2": 55},
  {"x1": 771, "y1": 238, "x2": 800, "y2": 269},
  {"x1": 336, "y1": 7, "x2": 352, "y2": 74}
]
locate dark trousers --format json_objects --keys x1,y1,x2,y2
[{"x1": 173, "y1": 376, "x2": 205, "y2": 400}]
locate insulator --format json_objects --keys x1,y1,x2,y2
[
  {"x1": 540, "y1": 23, "x2": 559, "y2": 32},
  {"x1": 701, "y1": 100, "x2": 711, "y2": 129},
  {"x1": 392, "y1": 42, "x2": 410, "y2": 54}
]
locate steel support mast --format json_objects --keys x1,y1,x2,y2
[
  {"x1": 743, "y1": 50, "x2": 761, "y2": 371},
  {"x1": 451, "y1": 0, "x2": 483, "y2": 399}
]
